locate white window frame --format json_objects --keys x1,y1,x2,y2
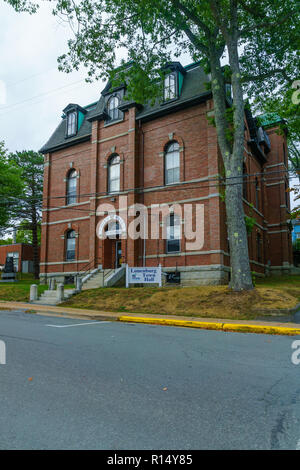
[
  {"x1": 67, "y1": 111, "x2": 77, "y2": 137},
  {"x1": 165, "y1": 141, "x2": 180, "y2": 185},
  {"x1": 164, "y1": 74, "x2": 177, "y2": 101},
  {"x1": 108, "y1": 155, "x2": 121, "y2": 193}
]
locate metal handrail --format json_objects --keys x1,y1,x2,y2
[{"x1": 76, "y1": 258, "x2": 100, "y2": 279}]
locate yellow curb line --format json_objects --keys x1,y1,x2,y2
[{"x1": 118, "y1": 316, "x2": 300, "y2": 336}]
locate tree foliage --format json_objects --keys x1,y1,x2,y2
[
  {"x1": 0, "y1": 141, "x2": 23, "y2": 231},
  {"x1": 8, "y1": 150, "x2": 44, "y2": 278}
]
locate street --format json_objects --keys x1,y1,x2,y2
[{"x1": 0, "y1": 309, "x2": 299, "y2": 450}]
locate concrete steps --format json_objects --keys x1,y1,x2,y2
[
  {"x1": 33, "y1": 289, "x2": 76, "y2": 306},
  {"x1": 33, "y1": 265, "x2": 126, "y2": 305},
  {"x1": 82, "y1": 269, "x2": 114, "y2": 290}
]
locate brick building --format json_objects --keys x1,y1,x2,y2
[
  {"x1": 39, "y1": 62, "x2": 293, "y2": 285},
  {"x1": 0, "y1": 243, "x2": 39, "y2": 274}
]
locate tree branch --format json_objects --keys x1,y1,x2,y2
[
  {"x1": 170, "y1": 0, "x2": 212, "y2": 38},
  {"x1": 241, "y1": 68, "x2": 291, "y2": 84}
]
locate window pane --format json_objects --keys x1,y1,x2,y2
[
  {"x1": 167, "y1": 239, "x2": 180, "y2": 253},
  {"x1": 108, "y1": 96, "x2": 120, "y2": 120},
  {"x1": 67, "y1": 112, "x2": 76, "y2": 135},
  {"x1": 66, "y1": 231, "x2": 76, "y2": 260},
  {"x1": 110, "y1": 164, "x2": 120, "y2": 179},
  {"x1": 164, "y1": 74, "x2": 176, "y2": 100},
  {"x1": 110, "y1": 178, "x2": 120, "y2": 192},
  {"x1": 109, "y1": 155, "x2": 120, "y2": 192},
  {"x1": 165, "y1": 142, "x2": 180, "y2": 184},
  {"x1": 67, "y1": 171, "x2": 77, "y2": 204},
  {"x1": 166, "y1": 214, "x2": 180, "y2": 253}
]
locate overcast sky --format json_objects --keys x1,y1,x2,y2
[{"x1": 0, "y1": 2, "x2": 192, "y2": 154}]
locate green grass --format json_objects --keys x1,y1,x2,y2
[
  {"x1": 256, "y1": 275, "x2": 300, "y2": 301},
  {"x1": 0, "y1": 279, "x2": 75, "y2": 302}
]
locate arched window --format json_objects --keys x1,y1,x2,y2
[
  {"x1": 108, "y1": 95, "x2": 120, "y2": 121},
  {"x1": 108, "y1": 155, "x2": 121, "y2": 193},
  {"x1": 166, "y1": 213, "x2": 181, "y2": 253},
  {"x1": 164, "y1": 74, "x2": 176, "y2": 101},
  {"x1": 66, "y1": 169, "x2": 77, "y2": 205},
  {"x1": 66, "y1": 230, "x2": 76, "y2": 261},
  {"x1": 165, "y1": 141, "x2": 180, "y2": 185},
  {"x1": 243, "y1": 164, "x2": 248, "y2": 200},
  {"x1": 67, "y1": 111, "x2": 77, "y2": 136}
]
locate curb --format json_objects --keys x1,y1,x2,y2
[
  {"x1": 1, "y1": 301, "x2": 300, "y2": 336},
  {"x1": 118, "y1": 316, "x2": 300, "y2": 336}
]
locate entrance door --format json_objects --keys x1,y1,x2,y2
[{"x1": 115, "y1": 240, "x2": 122, "y2": 269}]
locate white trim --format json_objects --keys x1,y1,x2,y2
[
  {"x1": 266, "y1": 181, "x2": 285, "y2": 187},
  {"x1": 42, "y1": 200, "x2": 90, "y2": 212},
  {"x1": 42, "y1": 216, "x2": 90, "y2": 226},
  {"x1": 40, "y1": 259, "x2": 89, "y2": 266},
  {"x1": 142, "y1": 174, "x2": 220, "y2": 193},
  {"x1": 92, "y1": 128, "x2": 135, "y2": 144},
  {"x1": 265, "y1": 163, "x2": 287, "y2": 169},
  {"x1": 144, "y1": 249, "x2": 229, "y2": 259},
  {"x1": 268, "y1": 230, "x2": 289, "y2": 234}
]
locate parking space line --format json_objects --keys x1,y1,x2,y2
[{"x1": 46, "y1": 321, "x2": 111, "y2": 328}]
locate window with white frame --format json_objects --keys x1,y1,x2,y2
[
  {"x1": 66, "y1": 169, "x2": 77, "y2": 205},
  {"x1": 164, "y1": 74, "x2": 176, "y2": 101},
  {"x1": 66, "y1": 230, "x2": 76, "y2": 261},
  {"x1": 67, "y1": 111, "x2": 77, "y2": 136},
  {"x1": 108, "y1": 95, "x2": 120, "y2": 121},
  {"x1": 166, "y1": 213, "x2": 181, "y2": 253},
  {"x1": 108, "y1": 155, "x2": 121, "y2": 193},
  {"x1": 165, "y1": 141, "x2": 180, "y2": 185}
]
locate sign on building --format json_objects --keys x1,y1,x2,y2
[{"x1": 126, "y1": 265, "x2": 162, "y2": 287}]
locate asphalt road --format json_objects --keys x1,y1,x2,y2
[{"x1": 0, "y1": 309, "x2": 300, "y2": 450}]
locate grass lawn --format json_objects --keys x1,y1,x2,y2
[
  {"x1": 60, "y1": 275, "x2": 300, "y2": 320},
  {"x1": 0, "y1": 278, "x2": 75, "y2": 303}
]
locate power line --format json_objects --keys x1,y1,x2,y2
[
  {"x1": 0, "y1": 79, "x2": 85, "y2": 116},
  {"x1": 0, "y1": 168, "x2": 297, "y2": 211},
  {"x1": 5, "y1": 66, "x2": 58, "y2": 89}
]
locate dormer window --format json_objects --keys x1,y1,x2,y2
[
  {"x1": 63, "y1": 103, "x2": 87, "y2": 138},
  {"x1": 164, "y1": 74, "x2": 177, "y2": 101},
  {"x1": 108, "y1": 95, "x2": 120, "y2": 121},
  {"x1": 67, "y1": 111, "x2": 77, "y2": 137}
]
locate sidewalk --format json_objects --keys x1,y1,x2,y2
[{"x1": 1, "y1": 300, "x2": 300, "y2": 336}]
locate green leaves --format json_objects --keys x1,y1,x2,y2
[{"x1": 0, "y1": 142, "x2": 23, "y2": 230}]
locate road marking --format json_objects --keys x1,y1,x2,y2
[{"x1": 46, "y1": 321, "x2": 111, "y2": 328}]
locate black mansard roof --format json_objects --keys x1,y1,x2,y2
[{"x1": 40, "y1": 62, "x2": 211, "y2": 154}]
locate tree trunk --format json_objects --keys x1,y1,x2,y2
[
  {"x1": 224, "y1": 163, "x2": 253, "y2": 290},
  {"x1": 209, "y1": 41, "x2": 253, "y2": 291}
]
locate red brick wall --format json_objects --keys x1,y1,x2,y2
[
  {"x1": 0, "y1": 244, "x2": 38, "y2": 272},
  {"x1": 40, "y1": 100, "x2": 292, "y2": 279}
]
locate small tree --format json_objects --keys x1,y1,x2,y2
[
  {"x1": 8, "y1": 151, "x2": 44, "y2": 279},
  {"x1": 0, "y1": 141, "x2": 23, "y2": 232}
]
